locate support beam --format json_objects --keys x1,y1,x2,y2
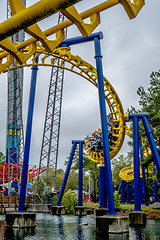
[
  {"x1": 78, "y1": 141, "x2": 83, "y2": 206},
  {"x1": 99, "y1": 166, "x2": 107, "y2": 208},
  {"x1": 154, "y1": 162, "x2": 158, "y2": 203},
  {"x1": 18, "y1": 58, "x2": 38, "y2": 212},
  {"x1": 132, "y1": 116, "x2": 141, "y2": 211},
  {"x1": 127, "y1": 182, "x2": 130, "y2": 204},
  {"x1": 94, "y1": 36, "x2": 115, "y2": 215},
  {"x1": 121, "y1": 180, "x2": 125, "y2": 203},
  {"x1": 56, "y1": 142, "x2": 77, "y2": 206},
  {"x1": 139, "y1": 140, "x2": 148, "y2": 206},
  {"x1": 0, "y1": 0, "x2": 81, "y2": 41},
  {"x1": 142, "y1": 116, "x2": 160, "y2": 176}
]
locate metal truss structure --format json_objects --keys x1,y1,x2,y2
[
  {"x1": 6, "y1": 0, "x2": 25, "y2": 195},
  {"x1": 35, "y1": 13, "x2": 67, "y2": 203}
]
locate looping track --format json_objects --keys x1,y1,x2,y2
[
  {"x1": 1, "y1": 45, "x2": 126, "y2": 164},
  {"x1": 119, "y1": 166, "x2": 143, "y2": 182}
]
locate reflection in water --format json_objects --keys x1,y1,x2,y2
[
  {"x1": 5, "y1": 227, "x2": 35, "y2": 239},
  {"x1": 0, "y1": 219, "x2": 36, "y2": 240},
  {"x1": 130, "y1": 221, "x2": 160, "y2": 240},
  {"x1": 57, "y1": 216, "x2": 65, "y2": 240},
  {"x1": 96, "y1": 231, "x2": 129, "y2": 240},
  {"x1": 77, "y1": 217, "x2": 83, "y2": 240},
  {"x1": 0, "y1": 214, "x2": 160, "y2": 239}
]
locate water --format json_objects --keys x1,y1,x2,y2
[{"x1": 0, "y1": 214, "x2": 160, "y2": 240}]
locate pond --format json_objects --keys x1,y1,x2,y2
[{"x1": 0, "y1": 214, "x2": 160, "y2": 240}]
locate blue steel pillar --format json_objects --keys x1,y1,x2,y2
[
  {"x1": 140, "y1": 178, "x2": 144, "y2": 204},
  {"x1": 78, "y1": 141, "x2": 84, "y2": 206},
  {"x1": 94, "y1": 36, "x2": 115, "y2": 215},
  {"x1": 142, "y1": 116, "x2": 160, "y2": 176},
  {"x1": 132, "y1": 115, "x2": 141, "y2": 211},
  {"x1": 131, "y1": 181, "x2": 134, "y2": 201},
  {"x1": 139, "y1": 139, "x2": 148, "y2": 206},
  {"x1": 117, "y1": 180, "x2": 122, "y2": 195},
  {"x1": 99, "y1": 166, "x2": 107, "y2": 208},
  {"x1": 154, "y1": 162, "x2": 158, "y2": 203},
  {"x1": 121, "y1": 180, "x2": 125, "y2": 203},
  {"x1": 56, "y1": 142, "x2": 77, "y2": 206},
  {"x1": 127, "y1": 182, "x2": 130, "y2": 204},
  {"x1": 18, "y1": 59, "x2": 39, "y2": 212}
]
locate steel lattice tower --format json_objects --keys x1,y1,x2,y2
[
  {"x1": 35, "y1": 13, "x2": 67, "y2": 203},
  {"x1": 6, "y1": 1, "x2": 25, "y2": 195}
]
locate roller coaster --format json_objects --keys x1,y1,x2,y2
[
  {"x1": 1, "y1": 0, "x2": 159, "y2": 215},
  {"x1": 0, "y1": 0, "x2": 144, "y2": 175},
  {"x1": 0, "y1": 163, "x2": 38, "y2": 184}
]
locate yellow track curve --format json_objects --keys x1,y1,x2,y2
[
  {"x1": 119, "y1": 166, "x2": 143, "y2": 182},
  {"x1": 0, "y1": 45, "x2": 125, "y2": 164}
]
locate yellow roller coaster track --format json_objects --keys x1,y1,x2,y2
[
  {"x1": 119, "y1": 166, "x2": 143, "y2": 182},
  {"x1": 0, "y1": 0, "x2": 145, "y2": 67},
  {"x1": 119, "y1": 137, "x2": 152, "y2": 182},
  {"x1": 0, "y1": 45, "x2": 125, "y2": 164}
]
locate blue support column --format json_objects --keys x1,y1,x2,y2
[
  {"x1": 132, "y1": 116, "x2": 141, "y2": 211},
  {"x1": 56, "y1": 142, "x2": 77, "y2": 206},
  {"x1": 131, "y1": 181, "x2": 134, "y2": 201},
  {"x1": 117, "y1": 180, "x2": 122, "y2": 195},
  {"x1": 18, "y1": 59, "x2": 39, "y2": 212},
  {"x1": 140, "y1": 178, "x2": 144, "y2": 204},
  {"x1": 154, "y1": 162, "x2": 158, "y2": 203},
  {"x1": 139, "y1": 139, "x2": 148, "y2": 206},
  {"x1": 60, "y1": 32, "x2": 103, "y2": 47},
  {"x1": 99, "y1": 166, "x2": 107, "y2": 208},
  {"x1": 142, "y1": 116, "x2": 160, "y2": 176},
  {"x1": 127, "y1": 182, "x2": 130, "y2": 204},
  {"x1": 121, "y1": 180, "x2": 125, "y2": 203},
  {"x1": 94, "y1": 36, "x2": 115, "y2": 215},
  {"x1": 78, "y1": 141, "x2": 83, "y2": 206}
]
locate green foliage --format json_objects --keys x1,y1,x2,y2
[
  {"x1": 111, "y1": 154, "x2": 133, "y2": 187},
  {"x1": 51, "y1": 195, "x2": 58, "y2": 205},
  {"x1": 66, "y1": 170, "x2": 78, "y2": 190},
  {"x1": 55, "y1": 169, "x2": 65, "y2": 191},
  {"x1": 130, "y1": 70, "x2": 160, "y2": 149},
  {"x1": 61, "y1": 189, "x2": 78, "y2": 214},
  {"x1": 129, "y1": 70, "x2": 160, "y2": 200},
  {"x1": 0, "y1": 152, "x2": 5, "y2": 167},
  {"x1": 114, "y1": 191, "x2": 121, "y2": 208},
  {"x1": 32, "y1": 167, "x2": 56, "y2": 196},
  {"x1": 83, "y1": 201, "x2": 99, "y2": 208}
]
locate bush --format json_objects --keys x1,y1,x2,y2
[
  {"x1": 114, "y1": 191, "x2": 121, "y2": 208},
  {"x1": 61, "y1": 189, "x2": 78, "y2": 214},
  {"x1": 51, "y1": 195, "x2": 58, "y2": 205}
]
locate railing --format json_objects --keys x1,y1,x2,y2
[{"x1": 0, "y1": 196, "x2": 29, "y2": 212}]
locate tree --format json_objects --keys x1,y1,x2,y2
[
  {"x1": 129, "y1": 70, "x2": 160, "y2": 165},
  {"x1": 55, "y1": 169, "x2": 65, "y2": 191},
  {"x1": 0, "y1": 152, "x2": 5, "y2": 167},
  {"x1": 130, "y1": 70, "x2": 160, "y2": 149},
  {"x1": 32, "y1": 167, "x2": 56, "y2": 197},
  {"x1": 129, "y1": 70, "x2": 160, "y2": 199}
]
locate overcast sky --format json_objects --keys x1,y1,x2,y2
[{"x1": 0, "y1": 0, "x2": 159, "y2": 170}]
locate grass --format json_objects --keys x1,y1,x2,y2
[
  {"x1": 83, "y1": 201, "x2": 99, "y2": 209},
  {"x1": 83, "y1": 202, "x2": 160, "y2": 214},
  {"x1": 120, "y1": 203, "x2": 152, "y2": 211},
  {"x1": 119, "y1": 203, "x2": 160, "y2": 212}
]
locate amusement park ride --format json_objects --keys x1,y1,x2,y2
[{"x1": 0, "y1": 0, "x2": 159, "y2": 218}]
